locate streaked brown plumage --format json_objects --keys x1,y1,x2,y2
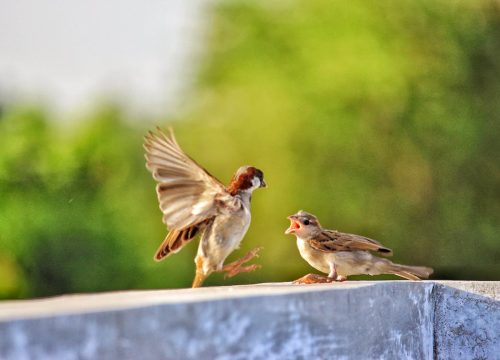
[
  {"x1": 144, "y1": 128, "x2": 266, "y2": 287},
  {"x1": 285, "y1": 210, "x2": 433, "y2": 283}
]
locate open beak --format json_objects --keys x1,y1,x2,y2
[
  {"x1": 260, "y1": 179, "x2": 267, "y2": 188},
  {"x1": 285, "y1": 215, "x2": 300, "y2": 235}
]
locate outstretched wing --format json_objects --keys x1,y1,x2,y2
[
  {"x1": 144, "y1": 128, "x2": 233, "y2": 230},
  {"x1": 309, "y1": 230, "x2": 393, "y2": 256}
]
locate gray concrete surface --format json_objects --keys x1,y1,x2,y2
[
  {"x1": 0, "y1": 281, "x2": 498, "y2": 359},
  {"x1": 433, "y1": 282, "x2": 499, "y2": 360}
]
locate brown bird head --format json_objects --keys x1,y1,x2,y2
[
  {"x1": 227, "y1": 166, "x2": 266, "y2": 195},
  {"x1": 285, "y1": 210, "x2": 322, "y2": 239}
]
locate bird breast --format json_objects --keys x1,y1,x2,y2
[
  {"x1": 296, "y1": 237, "x2": 331, "y2": 274},
  {"x1": 200, "y1": 201, "x2": 252, "y2": 272},
  {"x1": 214, "y1": 206, "x2": 251, "y2": 248}
]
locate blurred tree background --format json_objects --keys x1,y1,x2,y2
[{"x1": 1, "y1": 0, "x2": 499, "y2": 299}]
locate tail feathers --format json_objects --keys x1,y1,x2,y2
[
  {"x1": 154, "y1": 224, "x2": 202, "y2": 261},
  {"x1": 389, "y1": 264, "x2": 434, "y2": 281}
]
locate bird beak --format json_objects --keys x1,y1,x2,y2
[
  {"x1": 285, "y1": 215, "x2": 300, "y2": 235},
  {"x1": 260, "y1": 180, "x2": 267, "y2": 188}
]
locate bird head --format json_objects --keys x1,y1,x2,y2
[
  {"x1": 227, "y1": 166, "x2": 266, "y2": 195},
  {"x1": 285, "y1": 210, "x2": 322, "y2": 239}
]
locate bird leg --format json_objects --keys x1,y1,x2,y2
[
  {"x1": 327, "y1": 263, "x2": 347, "y2": 282},
  {"x1": 219, "y1": 247, "x2": 263, "y2": 279},
  {"x1": 293, "y1": 273, "x2": 333, "y2": 284},
  {"x1": 192, "y1": 256, "x2": 208, "y2": 288},
  {"x1": 327, "y1": 262, "x2": 339, "y2": 282}
]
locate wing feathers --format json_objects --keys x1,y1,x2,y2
[
  {"x1": 144, "y1": 128, "x2": 230, "y2": 230},
  {"x1": 309, "y1": 230, "x2": 393, "y2": 256},
  {"x1": 154, "y1": 221, "x2": 209, "y2": 261}
]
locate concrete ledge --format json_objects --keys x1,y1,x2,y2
[{"x1": 0, "y1": 281, "x2": 498, "y2": 359}]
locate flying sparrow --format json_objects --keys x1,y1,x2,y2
[
  {"x1": 285, "y1": 210, "x2": 433, "y2": 283},
  {"x1": 144, "y1": 128, "x2": 266, "y2": 288}
]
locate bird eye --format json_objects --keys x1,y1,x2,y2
[{"x1": 303, "y1": 219, "x2": 310, "y2": 225}]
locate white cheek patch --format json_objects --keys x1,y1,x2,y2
[{"x1": 251, "y1": 176, "x2": 261, "y2": 190}]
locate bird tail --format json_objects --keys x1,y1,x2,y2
[
  {"x1": 387, "y1": 263, "x2": 434, "y2": 281},
  {"x1": 154, "y1": 224, "x2": 203, "y2": 261}
]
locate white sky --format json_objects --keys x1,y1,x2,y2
[{"x1": 0, "y1": 0, "x2": 208, "y2": 118}]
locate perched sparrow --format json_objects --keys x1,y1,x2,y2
[
  {"x1": 144, "y1": 128, "x2": 266, "y2": 288},
  {"x1": 285, "y1": 210, "x2": 433, "y2": 283}
]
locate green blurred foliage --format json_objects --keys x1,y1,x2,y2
[{"x1": 1, "y1": 0, "x2": 499, "y2": 298}]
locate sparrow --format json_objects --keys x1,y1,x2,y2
[
  {"x1": 144, "y1": 128, "x2": 266, "y2": 288},
  {"x1": 285, "y1": 210, "x2": 433, "y2": 283}
]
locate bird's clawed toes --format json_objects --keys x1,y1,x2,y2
[
  {"x1": 293, "y1": 273, "x2": 332, "y2": 284},
  {"x1": 239, "y1": 246, "x2": 263, "y2": 263},
  {"x1": 220, "y1": 247, "x2": 263, "y2": 279},
  {"x1": 224, "y1": 264, "x2": 261, "y2": 279}
]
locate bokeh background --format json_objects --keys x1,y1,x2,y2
[{"x1": 1, "y1": 0, "x2": 499, "y2": 299}]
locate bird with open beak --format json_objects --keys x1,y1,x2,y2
[
  {"x1": 144, "y1": 128, "x2": 267, "y2": 287},
  {"x1": 285, "y1": 210, "x2": 433, "y2": 284}
]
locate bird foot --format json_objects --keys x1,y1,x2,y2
[
  {"x1": 293, "y1": 273, "x2": 334, "y2": 284},
  {"x1": 335, "y1": 275, "x2": 347, "y2": 282},
  {"x1": 220, "y1": 247, "x2": 263, "y2": 279}
]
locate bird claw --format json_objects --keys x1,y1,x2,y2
[
  {"x1": 236, "y1": 246, "x2": 263, "y2": 263},
  {"x1": 220, "y1": 247, "x2": 263, "y2": 279},
  {"x1": 224, "y1": 264, "x2": 261, "y2": 279},
  {"x1": 293, "y1": 273, "x2": 332, "y2": 284}
]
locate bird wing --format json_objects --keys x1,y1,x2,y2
[
  {"x1": 144, "y1": 128, "x2": 236, "y2": 230},
  {"x1": 154, "y1": 220, "x2": 210, "y2": 261},
  {"x1": 309, "y1": 230, "x2": 393, "y2": 256}
]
